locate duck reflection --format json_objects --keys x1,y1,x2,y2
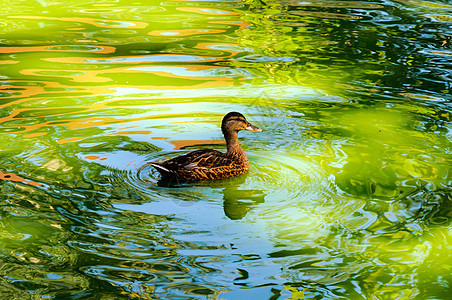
[
  {"x1": 222, "y1": 186, "x2": 266, "y2": 220},
  {"x1": 155, "y1": 173, "x2": 266, "y2": 220}
]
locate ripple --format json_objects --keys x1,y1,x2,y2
[
  {"x1": 282, "y1": 1, "x2": 384, "y2": 9},
  {"x1": 423, "y1": 14, "x2": 452, "y2": 23},
  {"x1": 7, "y1": 15, "x2": 148, "y2": 28},
  {"x1": 0, "y1": 45, "x2": 116, "y2": 54},
  {"x1": 0, "y1": 170, "x2": 42, "y2": 187},
  {"x1": 149, "y1": 29, "x2": 226, "y2": 36},
  {"x1": 289, "y1": 10, "x2": 367, "y2": 20},
  {"x1": 1, "y1": 0, "x2": 452, "y2": 298},
  {"x1": 176, "y1": 7, "x2": 240, "y2": 16},
  {"x1": 46, "y1": 54, "x2": 223, "y2": 64}
]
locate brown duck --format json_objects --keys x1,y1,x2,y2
[{"x1": 150, "y1": 112, "x2": 262, "y2": 181}]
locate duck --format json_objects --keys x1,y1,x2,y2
[{"x1": 150, "y1": 112, "x2": 262, "y2": 182}]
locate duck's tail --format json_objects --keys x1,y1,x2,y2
[{"x1": 150, "y1": 163, "x2": 172, "y2": 176}]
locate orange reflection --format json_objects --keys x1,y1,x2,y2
[
  {"x1": 176, "y1": 7, "x2": 240, "y2": 16},
  {"x1": 109, "y1": 130, "x2": 152, "y2": 135},
  {"x1": 0, "y1": 80, "x2": 232, "y2": 135},
  {"x1": 20, "y1": 69, "x2": 112, "y2": 83},
  {"x1": 58, "y1": 135, "x2": 168, "y2": 144},
  {"x1": 61, "y1": 114, "x2": 170, "y2": 130},
  {"x1": 288, "y1": 1, "x2": 383, "y2": 9},
  {"x1": 148, "y1": 29, "x2": 225, "y2": 37},
  {"x1": 0, "y1": 45, "x2": 116, "y2": 54},
  {"x1": 194, "y1": 43, "x2": 239, "y2": 57},
  {"x1": 0, "y1": 82, "x2": 47, "y2": 100},
  {"x1": 85, "y1": 155, "x2": 107, "y2": 161},
  {"x1": 429, "y1": 50, "x2": 452, "y2": 56},
  {"x1": 128, "y1": 65, "x2": 238, "y2": 81},
  {"x1": 8, "y1": 16, "x2": 148, "y2": 29},
  {"x1": 20, "y1": 63, "x2": 238, "y2": 84},
  {"x1": 0, "y1": 170, "x2": 42, "y2": 186},
  {"x1": 23, "y1": 132, "x2": 47, "y2": 138},
  {"x1": 0, "y1": 60, "x2": 19, "y2": 64},
  {"x1": 1, "y1": 91, "x2": 229, "y2": 134},
  {"x1": 289, "y1": 11, "x2": 363, "y2": 20},
  {"x1": 45, "y1": 54, "x2": 223, "y2": 64},
  {"x1": 0, "y1": 74, "x2": 234, "y2": 135},
  {"x1": 0, "y1": 80, "x2": 114, "y2": 106},
  {"x1": 0, "y1": 73, "x2": 234, "y2": 135},
  {"x1": 210, "y1": 20, "x2": 250, "y2": 30},
  {"x1": 171, "y1": 139, "x2": 225, "y2": 150},
  {"x1": 57, "y1": 137, "x2": 87, "y2": 144},
  {"x1": 395, "y1": 0, "x2": 452, "y2": 9}
]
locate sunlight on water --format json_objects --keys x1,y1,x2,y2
[{"x1": 0, "y1": 0, "x2": 451, "y2": 298}]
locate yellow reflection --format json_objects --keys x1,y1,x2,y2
[
  {"x1": 0, "y1": 80, "x2": 114, "y2": 107},
  {"x1": 57, "y1": 137, "x2": 87, "y2": 144},
  {"x1": 423, "y1": 15, "x2": 452, "y2": 22},
  {"x1": 0, "y1": 45, "x2": 116, "y2": 54},
  {"x1": 127, "y1": 65, "x2": 240, "y2": 81},
  {"x1": 93, "y1": 3, "x2": 116, "y2": 7},
  {"x1": 7, "y1": 15, "x2": 148, "y2": 29},
  {"x1": 0, "y1": 60, "x2": 19, "y2": 64},
  {"x1": 194, "y1": 42, "x2": 238, "y2": 57},
  {"x1": 45, "y1": 54, "x2": 222, "y2": 64},
  {"x1": 20, "y1": 63, "x2": 239, "y2": 85},
  {"x1": 20, "y1": 69, "x2": 111, "y2": 83},
  {"x1": 285, "y1": 1, "x2": 383, "y2": 9},
  {"x1": 395, "y1": 0, "x2": 452, "y2": 9},
  {"x1": 290, "y1": 10, "x2": 363, "y2": 20},
  {"x1": 23, "y1": 132, "x2": 47, "y2": 138},
  {"x1": 0, "y1": 81, "x2": 47, "y2": 100},
  {"x1": 109, "y1": 130, "x2": 152, "y2": 135},
  {"x1": 170, "y1": 139, "x2": 224, "y2": 150},
  {"x1": 176, "y1": 7, "x2": 240, "y2": 16},
  {"x1": 0, "y1": 75, "x2": 238, "y2": 135},
  {"x1": 149, "y1": 29, "x2": 225, "y2": 37},
  {"x1": 0, "y1": 108, "x2": 217, "y2": 135},
  {"x1": 429, "y1": 50, "x2": 452, "y2": 56},
  {"x1": 210, "y1": 20, "x2": 250, "y2": 29}
]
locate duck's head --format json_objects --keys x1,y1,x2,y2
[{"x1": 221, "y1": 112, "x2": 262, "y2": 134}]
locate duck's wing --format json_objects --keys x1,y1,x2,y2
[
  {"x1": 161, "y1": 149, "x2": 226, "y2": 170},
  {"x1": 181, "y1": 150, "x2": 238, "y2": 171},
  {"x1": 151, "y1": 149, "x2": 220, "y2": 174},
  {"x1": 154, "y1": 149, "x2": 244, "y2": 180}
]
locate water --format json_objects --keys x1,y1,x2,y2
[{"x1": 0, "y1": 0, "x2": 451, "y2": 298}]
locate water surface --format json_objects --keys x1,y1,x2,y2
[{"x1": 0, "y1": 0, "x2": 451, "y2": 299}]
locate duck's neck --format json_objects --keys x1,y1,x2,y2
[
  {"x1": 224, "y1": 129, "x2": 240, "y2": 153},
  {"x1": 223, "y1": 130, "x2": 248, "y2": 166}
]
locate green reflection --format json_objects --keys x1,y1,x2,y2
[{"x1": 0, "y1": 0, "x2": 451, "y2": 298}]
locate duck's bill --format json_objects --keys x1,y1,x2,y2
[{"x1": 245, "y1": 124, "x2": 262, "y2": 132}]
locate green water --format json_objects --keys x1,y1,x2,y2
[{"x1": 1, "y1": 0, "x2": 451, "y2": 298}]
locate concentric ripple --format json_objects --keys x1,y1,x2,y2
[
  {"x1": 1, "y1": 0, "x2": 451, "y2": 297},
  {"x1": 117, "y1": 149, "x2": 329, "y2": 194}
]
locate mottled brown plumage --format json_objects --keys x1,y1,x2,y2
[{"x1": 151, "y1": 112, "x2": 262, "y2": 182}]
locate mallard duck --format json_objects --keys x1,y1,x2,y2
[{"x1": 150, "y1": 112, "x2": 262, "y2": 181}]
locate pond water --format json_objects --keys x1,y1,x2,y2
[{"x1": 1, "y1": 0, "x2": 451, "y2": 298}]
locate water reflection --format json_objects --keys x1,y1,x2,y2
[
  {"x1": 0, "y1": 170, "x2": 42, "y2": 186},
  {"x1": 0, "y1": 0, "x2": 451, "y2": 298},
  {"x1": 0, "y1": 45, "x2": 116, "y2": 53},
  {"x1": 149, "y1": 28, "x2": 226, "y2": 36},
  {"x1": 223, "y1": 187, "x2": 266, "y2": 220},
  {"x1": 8, "y1": 15, "x2": 149, "y2": 29}
]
